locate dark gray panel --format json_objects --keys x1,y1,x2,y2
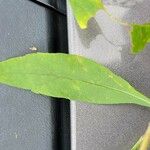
[{"x1": 0, "y1": 0, "x2": 69, "y2": 150}]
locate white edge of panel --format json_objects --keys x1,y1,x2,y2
[{"x1": 66, "y1": 1, "x2": 77, "y2": 150}]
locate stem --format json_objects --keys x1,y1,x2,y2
[
  {"x1": 131, "y1": 137, "x2": 143, "y2": 150},
  {"x1": 103, "y1": 5, "x2": 130, "y2": 27},
  {"x1": 140, "y1": 123, "x2": 150, "y2": 150}
]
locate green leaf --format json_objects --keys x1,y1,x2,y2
[
  {"x1": 0, "y1": 53, "x2": 150, "y2": 107},
  {"x1": 131, "y1": 24, "x2": 150, "y2": 53},
  {"x1": 69, "y1": 0, "x2": 104, "y2": 29}
]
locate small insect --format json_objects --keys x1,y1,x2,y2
[{"x1": 29, "y1": 46, "x2": 38, "y2": 51}]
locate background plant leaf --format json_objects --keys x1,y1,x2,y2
[
  {"x1": 131, "y1": 24, "x2": 150, "y2": 53},
  {"x1": 69, "y1": 0, "x2": 104, "y2": 29},
  {"x1": 0, "y1": 53, "x2": 150, "y2": 107}
]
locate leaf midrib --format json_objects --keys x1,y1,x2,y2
[{"x1": 1, "y1": 71, "x2": 149, "y2": 104}]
